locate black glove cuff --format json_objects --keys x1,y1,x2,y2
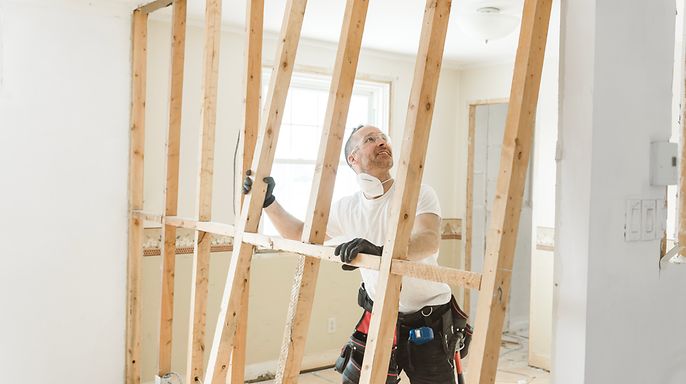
[{"x1": 263, "y1": 194, "x2": 276, "y2": 208}]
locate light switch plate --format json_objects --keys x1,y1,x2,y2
[
  {"x1": 641, "y1": 199, "x2": 657, "y2": 240},
  {"x1": 625, "y1": 199, "x2": 642, "y2": 241}
]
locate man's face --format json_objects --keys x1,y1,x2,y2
[{"x1": 348, "y1": 126, "x2": 393, "y2": 173}]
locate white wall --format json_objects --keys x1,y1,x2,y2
[
  {"x1": 0, "y1": 0, "x2": 132, "y2": 383},
  {"x1": 556, "y1": 0, "x2": 686, "y2": 382},
  {"x1": 528, "y1": 0, "x2": 560, "y2": 369}
]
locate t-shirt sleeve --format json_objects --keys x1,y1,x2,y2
[
  {"x1": 417, "y1": 184, "x2": 441, "y2": 217},
  {"x1": 326, "y1": 199, "x2": 345, "y2": 238}
]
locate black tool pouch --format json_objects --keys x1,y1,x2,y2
[
  {"x1": 449, "y1": 296, "x2": 473, "y2": 359},
  {"x1": 334, "y1": 333, "x2": 400, "y2": 384}
]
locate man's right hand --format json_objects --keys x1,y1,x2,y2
[
  {"x1": 242, "y1": 174, "x2": 276, "y2": 208},
  {"x1": 335, "y1": 238, "x2": 383, "y2": 271}
]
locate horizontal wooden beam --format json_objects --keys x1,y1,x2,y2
[
  {"x1": 131, "y1": 213, "x2": 478, "y2": 288},
  {"x1": 391, "y1": 259, "x2": 481, "y2": 290},
  {"x1": 132, "y1": 210, "x2": 163, "y2": 224},
  {"x1": 165, "y1": 216, "x2": 235, "y2": 236},
  {"x1": 137, "y1": 212, "x2": 462, "y2": 240},
  {"x1": 240, "y1": 232, "x2": 482, "y2": 289},
  {"x1": 137, "y1": 0, "x2": 173, "y2": 14}
]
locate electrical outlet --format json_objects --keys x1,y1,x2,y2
[{"x1": 327, "y1": 317, "x2": 336, "y2": 334}]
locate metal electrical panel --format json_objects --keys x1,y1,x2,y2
[{"x1": 650, "y1": 141, "x2": 678, "y2": 186}]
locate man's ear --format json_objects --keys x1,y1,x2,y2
[{"x1": 347, "y1": 154, "x2": 356, "y2": 166}]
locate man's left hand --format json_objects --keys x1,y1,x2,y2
[{"x1": 335, "y1": 238, "x2": 383, "y2": 271}]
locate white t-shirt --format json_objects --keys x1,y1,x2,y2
[{"x1": 326, "y1": 183, "x2": 452, "y2": 313}]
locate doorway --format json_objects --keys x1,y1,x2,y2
[{"x1": 466, "y1": 101, "x2": 533, "y2": 333}]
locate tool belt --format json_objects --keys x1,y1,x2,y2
[
  {"x1": 334, "y1": 329, "x2": 400, "y2": 384},
  {"x1": 357, "y1": 284, "x2": 472, "y2": 359}
]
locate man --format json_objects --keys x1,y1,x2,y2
[{"x1": 244, "y1": 125, "x2": 469, "y2": 384}]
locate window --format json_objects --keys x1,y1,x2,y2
[{"x1": 261, "y1": 70, "x2": 390, "y2": 235}]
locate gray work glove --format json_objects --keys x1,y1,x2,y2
[
  {"x1": 334, "y1": 238, "x2": 383, "y2": 271},
  {"x1": 242, "y1": 174, "x2": 276, "y2": 208}
]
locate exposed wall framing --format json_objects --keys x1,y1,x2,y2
[{"x1": 125, "y1": 1, "x2": 552, "y2": 384}]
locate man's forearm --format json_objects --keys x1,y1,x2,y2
[
  {"x1": 406, "y1": 230, "x2": 440, "y2": 261},
  {"x1": 264, "y1": 200, "x2": 304, "y2": 240}
]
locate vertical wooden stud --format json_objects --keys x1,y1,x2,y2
[
  {"x1": 127, "y1": 9, "x2": 148, "y2": 384},
  {"x1": 679, "y1": 54, "x2": 686, "y2": 256},
  {"x1": 203, "y1": 1, "x2": 308, "y2": 383},
  {"x1": 465, "y1": 104, "x2": 476, "y2": 315},
  {"x1": 359, "y1": 0, "x2": 452, "y2": 382},
  {"x1": 186, "y1": 0, "x2": 223, "y2": 383},
  {"x1": 228, "y1": 0, "x2": 264, "y2": 382},
  {"x1": 157, "y1": 0, "x2": 187, "y2": 376},
  {"x1": 466, "y1": 0, "x2": 552, "y2": 383},
  {"x1": 274, "y1": 0, "x2": 369, "y2": 382}
]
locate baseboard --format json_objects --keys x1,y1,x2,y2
[
  {"x1": 244, "y1": 348, "x2": 340, "y2": 381},
  {"x1": 142, "y1": 349, "x2": 341, "y2": 384},
  {"x1": 507, "y1": 317, "x2": 529, "y2": 334}
]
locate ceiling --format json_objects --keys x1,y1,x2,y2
[{"x1": 147, "y1": 0, "x2": 524, "y2": 67}]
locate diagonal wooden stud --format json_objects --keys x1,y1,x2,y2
[
  {"x1": 186, "y1": 0, "x2": 223, "y2": 383},
  {"x1": 466, "y1": 0, "x2": 552, "y2": 383},
  {"x1": 228, "y1": 0, "x2": 264, "y2": 382},
  {"x1": 203, "y1": 1, "x2": 308, "y2": 382},
  {"x1": 157, "y1": 0, "x2": 187, "y2": 376},
  {"x1": 359, "y1": 0, "x2": 452, "y2": 382},
  {"x1": 274, "y1": 0, "x2": 370, "y2": 382},
  {"x1": 126, "y1": 9, "x2": 148, "y2": 384}
]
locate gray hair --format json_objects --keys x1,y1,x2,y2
[{"x1": 344, "y1": 124, "x2": 365, "y2": 167}]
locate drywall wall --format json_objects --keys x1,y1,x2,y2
[
  {"x1": 528, "y1": 0, "x2": 560, "y2": 370},
  {"x1": 556, "y1": 0, "x2": 686, "y2": 382},
  {"x1": 0, "y1": 0, "x2": 132, "y2": 383},
  {"x1": 139, "y1": 17, "x2": 465, "y2": 380}
]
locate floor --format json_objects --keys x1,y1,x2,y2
[{"x1": 257, "y1": 332, "x2": 550, "y2": 383}]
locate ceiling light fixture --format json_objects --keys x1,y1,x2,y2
[{"x1": 458, "y1": 5, "x2": 520, "y2": 44}]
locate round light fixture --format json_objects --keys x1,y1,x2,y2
[{"x1": 458, "y1": 6, "x2": 520, "y2": 43}]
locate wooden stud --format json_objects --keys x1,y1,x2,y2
[
  {"x1": 238, "y1": 0, "x2": 264, "y2": 199},
  {"x1": 679, "y1": 54, "x2": 686, "y2": 256},
  {"x1": 239, "y1": 233, "x2": 482, "y2": 289},
  {"x1": 137, "y1": 0, "x2": 173, "y2": 15},
  {"x1": 132, "y1": 210, "x2": 163, "y2": 224},
  {"x1": 126, "y1": 9, "x2": 147, "y2": 384},
  {"x1": 165, "y1": 217, "x2": 235, "y2": 236},
  {"x1": 466, "y1": 0, "x2": 553, "y2": 383},
  {"x1": 157, "y1": 0, "x2": 186, "y2": 376},
  {"x1": 390, "y1": 260, "x2": 481, "y2": 290},
  {"x1": 229, "y1": 1, "x2": 264, "y2": 382},
  {"x1": 274, "y1": 0, "x2": 369, "y2": 381},
  {"x1": 186, "y1": 0, "x2": 223, "y2": 383},
  {"x1": 203, "y1": 1, "x2": 308, "y2": 382},
  {"x1": 359, "y1": 1, "x2": 452, "y2": 382},
  {"x1": 130, "y1": 212, "x2": 479, "y2": 286},
  {"x1": 465, "y1": 104, "x2": 475, "y2": 315}
]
